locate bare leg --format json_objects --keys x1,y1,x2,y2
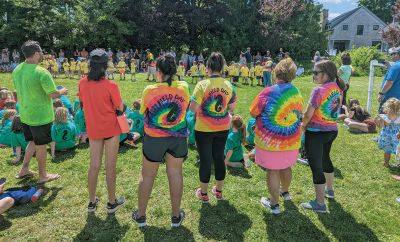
[
  {"x1": 18, "y1": 141, "x2": 36, "y2": 177},
  {"x1": 315, "y1": 184, "x2": 325, "y2": 204},
  {"x1": 104, "y1": 136, "x2": 119, "y2": 204},
  {"x1": 384, "y1": 153, "x2": 391, "y2": 167},
  {"x1": 88, "y1": 139, "x2": 104, "y2": 203},
  {"x1": 137, "y1": 156, "x2": 159, "y2": 216},
  {"x1": 0, "y1": 197, "x2": 15, "y2": 214},
  {"x1": 267, "y1": 169, "x2": 280, "y2": 205},
  {"x1": 11, "y1": 146, "x2": 22, "y2": 164},
  {"x1": 165, "y1": 153, "x2": 183, "y2": 217},
  {"x1": 37, "y1": 144, "x2": 59, "y2": 183},
  {"x1": 280, "y1": 167, "x2": 292, "y2": 193},
  {"x1": 348, "y1": 121, "x2": 369, "y2": 133},
  {"x1": 216, "y1": 180, "x2": 223, "y2": 192},
  {"x1": 50, "y1": 141, "x2": 56, "y2": 159}
]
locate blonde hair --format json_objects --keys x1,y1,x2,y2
[
  {"x1": 231, "y1": 115, "x2": 246, "y2": 144},
  {"x1": 0, "y1": 90, "x2": 7, "y2": 100},
  {"x1": 54, "y1": 107, "x2": 69, "y2": 123},
  {"x1": 274, "y1": 58, "x2": 297, "y2": 83},
  {"x1": 383, "y1": 98, "x2": 400, "y2": 116},
  {"x1": 2, "y1": 109, "x2": 17, "y2": 124}
]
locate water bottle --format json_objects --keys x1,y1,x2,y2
[{"x1": 31, "y1": 188, "x2": 44, "y2": 202}]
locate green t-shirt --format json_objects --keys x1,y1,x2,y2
[
  {"x1": 224, "y1": 131, "x2": 244, "y2": 162},
  {"x1": 0, "y1": 119, "x2": 13, "y2": 146},
  {"x1": 74, "y1": 109, "x2": 86, "y2": 133},
  {"x1": 51, "y1": 122, "x2": 78, "y2": 150},
  {"x1": 127, "y1": 110, "x2": 144, "y2": 135},
  {"x1": 11, "y1": 131, "x2": 27, "y2": 150},
  {"x1": 12, "y1": 62, "x2": 57, "y2": 126},
  {"x1": 246, "y1": 118, "x2": 256, "y2": 145},
  {"x1": 186, "y1": 110, "x2": 196, "y2": 145}
]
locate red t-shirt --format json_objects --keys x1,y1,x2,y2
[{"x1": 78, "y1": 77, "x2": 122, "y2": 139}]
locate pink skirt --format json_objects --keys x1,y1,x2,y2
[{"x1": 255, "y1": 147, "x2": 298, "y2": 170}]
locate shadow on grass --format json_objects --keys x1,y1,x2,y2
[
  {"x1": 73, "y1": 213, "x2": 129, "y2": 241},
  {"x1": 141, "y1": 225, "x2": 195, "y2": 242},
  {"x1": 334, "y1": 167, "x2": 343, "y2": 179},
  {"x1": 52, "y1": 149, "x2": 78, "y2": 163},
  {"x1": 227, "y1": 166, "x2": 252, "y2": 179},
  {"x1": 318, "y1": 200, "x2": 379, "y2": 241},
  {"x1": 264, "y1": 200, "x2": 330, "y2": 242},
  {"x1": 0, "y1": 215, "x2": 12, "y2": 230},
  {"x1": 5, "y1": 187, "x2": 61, "y2": 221},
  {"x1": 198, "y1": 200, "x2": 252, "y2": 242}
]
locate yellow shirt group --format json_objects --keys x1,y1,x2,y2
[
  {"x1": 254, "y1": 65, "x2": 263, "y2": 77},
  {"x1": 241, "y1": 66, "x2": 250, "y2": 77},
  {"x1": 70, "y1": 61, "x2": 77, "y2": 71},
  {"x1": 177, "y1": 65, "x2": 185, "y2": 77},
  {"x1": 190, "y1": 65, "x2": 198, "y2": 77},
  {"x1": 117, "y1": 61, "x2": 127, "y2": 72},
  {"x1": 63, "y1": 62, "x2": 70, "y2": 72}
]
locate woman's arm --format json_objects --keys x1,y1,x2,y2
[
  {"x1": 189, "y1": 101, "x2": 199, "y2": 113},
  {"x1": 224, "y1": 150, "x2": 233, "y2": 164},
  {"x1": 301, "y1": 104, "x2": 316, "y2": 131}
]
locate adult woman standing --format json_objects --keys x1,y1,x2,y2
[
  {"x1": 250, "y1": 58, "x2": 303, "y2": 215},
  {"x1": 132, "y1": 54, "x2": 190, "y2": 228},
  {"x1": 300, "y1": 60, "x2": 344, "y2": 213},
  {"x1": 190, "y1": 52, "x2": 236, "y2": 203},
  {"x1": 78, "y1": 49, "x2": 125, "y2": 214}
]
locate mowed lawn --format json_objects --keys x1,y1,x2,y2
[{"x1": 0, "y1": 72, "x2": 399, "y2": 242}]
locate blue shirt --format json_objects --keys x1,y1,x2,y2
[
  {"x1": 59, "y1": 95, "x2": 73, "y2": 109},
  {"x1": 383, "y1": 60, "x2": 400, "y2": 100}
]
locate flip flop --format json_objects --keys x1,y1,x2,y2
[
  {"x1": 38, "y1": 174, "x2": 61, "y2": 184},
  {"x1": 15, "y1": 172, "x2": 35, "y2": 179}
]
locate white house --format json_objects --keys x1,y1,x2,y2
[{"x1": 326, "y1": 6, "x2": 388, "y2": 53}]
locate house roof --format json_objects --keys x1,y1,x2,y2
[{"x1": 328, "y1": 6, "x2": 388, "y2": 28}]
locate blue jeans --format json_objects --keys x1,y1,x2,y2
[{"x1": 263, "y1": 72, "x2": 272, "y2": 87}]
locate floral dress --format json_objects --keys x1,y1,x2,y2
[{"x1": 378, "y1": 114, "x2": 400, "y2": 154}]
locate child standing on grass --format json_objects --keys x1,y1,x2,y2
[
  {"x1": 50, "y1": 107, "x2": 78, "y2": 159},
  {"x1": 107, "y1": 58, "x2": 115, "y2": 80},
  {"x1": 63, "y1": 59, "x2": 70, "y2": 79},
  {"x1": 224, "y1": 115, "x2": 246, "y2": 168},
  {"x1": 199, "y1": 61, "x2": 206, "y2": 80},
  {"x1": 241, "y1": 64, "x2": 250, "y2": 85},
  {"x1": 376, "y1": 98, "x2": 400, "y2": 167},
  {"x1": 233, "y1": 63, "x2": 240, "y2": 86},
  {"x1": 177, "y1": 61, "x2": 185, "y2": 81},
  {"x1": 249, "y1": 63, "x2": 255, "y2": 86},
  {"x1": 130, "y1": 59, "x2": 137, "y2": 81},
  {"x1": 117, "y1": 58, "x2": 127, "y2": 81},
  {"x1": 69, "y1": 58, "x2": 76, "y2": 79},
  {"x1": 10, "y1": 116, "x2": 27, "y2": 164},
  {"x1": 80, "y1": 58, "x2": 89, "y2": 78},
  {"x1": 255, "y1": 61, "x2": 263, "y2": 86},
  {"x1": 190, "y1": 61, "x2": 199, "y2": 83}
]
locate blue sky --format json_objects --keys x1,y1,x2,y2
[{"x1": 316, "y1": 0, "x2": 359, "y2": 20}]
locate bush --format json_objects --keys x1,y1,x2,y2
[{"x1": 332, "y1": 47, "x2": 388, "y2": 77}]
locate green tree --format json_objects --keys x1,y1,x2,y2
[{"x1": 359, "y1": 0, "x2": 395, "y2": 23}]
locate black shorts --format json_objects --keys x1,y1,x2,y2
[
  {"x1": 142, "y1": 135, "x2": 188, "y2": 162},
  {"x1": 22, "y1": 122, "x2": 52, "y2": 145}
]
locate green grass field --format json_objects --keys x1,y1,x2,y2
[{"x1": 0, "y1": 72, "x2": 399, "y2": 241}]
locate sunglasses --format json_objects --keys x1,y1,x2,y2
[{"x1": 313, "y1": 71, "x2": 324, "y2": 76}]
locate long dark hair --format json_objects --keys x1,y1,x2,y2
[
  {"x1": 156, "y1": 53, "x2": 177, "y2": 86},
  {"x1": 206, "y1": 52, "x2": 226, "y2": 73},
  {"x1": 315, "y1": 60, "x2": 346, "y2": 91},
  {"x1": 88, "y1": 49, "x2": 108, "y2": 81}
]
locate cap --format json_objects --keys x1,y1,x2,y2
[
  {"x1": 389, "y1": 47, "x2": 400, "y2": 54},
  {"x1": 90, "y1": 49, "x2": 108, "y2": 63}
]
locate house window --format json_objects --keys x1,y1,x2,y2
[
  {"x1": 343, "y1": 25, "x2": 348, "y2": 31},
  {"x1": 357, "y1": 25, "x2": 364, "y2": 35},
  {"x1": 373, "y1": 25, "x2": 379, "y2": 30}
]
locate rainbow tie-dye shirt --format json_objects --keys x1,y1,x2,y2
[
  {"x1": 307, "y1": 81, "x2": 342, "y2": 132},
  {"x1": 140, "y1": 80, "x2": 190, "y2": 137},
  {"x1": 250, "y1": 83, "x2": 303, "y2": 151},
  {"x1": 192, "y1": 77, "x2": 236, "y2": 132}
]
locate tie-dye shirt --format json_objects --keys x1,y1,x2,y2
[
  {"x1": 192, "y1": 77, "x2": 236, "y2": 132},
  {"x1": 307, "y1": 81, "x2": 342, "y2": 132},
  {"x1": 250, "y1": 83, "x2": 303, "y2": 151},
  {"x1": 140, "y1": 80, "x2": 190, "y2": 137}
]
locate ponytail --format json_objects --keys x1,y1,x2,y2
[
  {"x1": 335, "y1": 74, "x2": 346, "y2": 91},
  {"x1": 240, "y1": 122, "x2": 246, "y2": 144},
  {"x1": 156, "y1": 53, "x2": 177, "y2": 86}
]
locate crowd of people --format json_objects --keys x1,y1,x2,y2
[{"x1": 2, "y1": 40, "x2": 400, "y2": 229}]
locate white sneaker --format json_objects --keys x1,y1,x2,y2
[
  {"x1": 260, "y1": 197, "x2": 280, "y2": 215},
  {"x1": 297, "y1": 157, "x2": 309, "y2": 166},
  {"x1": 280, "y1": 192, "x2": 292, "y2": 201},
  {"x1": 396, "y1": 197, "x2": 400, "y2": 203}
]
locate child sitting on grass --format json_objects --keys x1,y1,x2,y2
[
  {"x1": 376, "y1": 98, "x2": 400, "y2": 167},
  {"x1": 126, "y1": 100, "x2": 144, "y2": 145},
  {"x1": 74, "y1": 103, "x2": 87, "y2": 144},
  {"x1": 50, "y1": 107, "x2": 78, "y2": 159},
  {"x1": 10, "y1": 116, "x2": 27, "y2": 164},
  {"x1": 57, "y1": 85, "x2": 74, "y2": 115},
  {"x1": 343, "y1": 104, "x2": 376, "y2": 134},
  {"x1": 0, "y1": 178, "x2": 44, "y2": 215},
  {"x1": 0, "y1": 109, "x2": 17, "y2": 147},
  {"x1": 224, "y1": 115, "x2": 246, "y2": 168},
  {"x1": 0, "y1": 100, "x2": 16, "y2": 120},
  {"x1": 246, "y1": 118, "x2": 256, "y2": 146}
]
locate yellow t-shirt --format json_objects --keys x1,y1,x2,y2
[
  {"x1": 130, "y1": 63, "x2": 137, "y2": 73},
  {"x1": 254, "y1": 65, "x2": 263, "y2": 77},
  {"x1": 223, "y1": 65, "x2": 228, "y2": 73},
  {"x1": 241, "y1": 66, "x2": 249, "y2": 77},
  {"x1": 140, "y1": 80, "x2": 190, "y2": 137},
  {"x1": 192, "y1": 77, "x2": 237, "y2": 132},
  {"x1": 63, "y1": 62, "x2": 70, "y2": 71},
  {"x1": 199, "y1": 64, "x2": 206, "y2": 76},
  {"x1": 69, "y1": 61, "x2": 76, "y2": 71},
  {"x1": 108, "y1": 61, "x2": 115, "y2": 72},
  {"x1": 232, "y1": 66, "x2": 240, "y2": 77},
  {"x1": 177, "y1": 65, "x2": 185, "y2": 77},
  {"x1": 117, "y1": 61, "x2": 127, "y2": 72},
  {"x1": 80, "y1": 62, "x2": 89, "y2": 74},
  {"x1": 52, "y1": 61, "x2": 59, "y2": 73},
  {"x1": 249, "y1": 67, "x2": 255, "y2": 77},
  {"x1": 190, "y1": 65, "x2": 198, "y2": 77}
]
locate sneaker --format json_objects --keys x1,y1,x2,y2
[
  {"x1": 171, "y1": 209, "x2": 185, "y2": 228},
  {"x1": 106, "y1": 197, "x2": 125, "y2": 214},
  {"x1": 260, "y1": 197, "x2": 280, "y2": 215},
  {"x1": 300, "y1": 199, "x2": 327, "y2": 213},
  {"x1": 87, "y1": 197, "x2": 100, "y2": 213},
  {"x1": 211, "y1": 186, "x2": 223, "y2": 200},
  {"x1": 280, "y1": 192, "x2": 292, "y2": 201},
  {"x1": 297, "y1": 157, "x2": 309, "y2": 166},
  {"x1": 325, "y1": 189, "x2": 335, "y2": 199},
  {"x1": 195, "y1": 188, "x2": 209, "y2": 203},
  {"x1": 396, "y1": 197, "x2": 400, "y2": 203},
  {"x1": 132, "y1": 209, "x2": 147, "y2": 228}
]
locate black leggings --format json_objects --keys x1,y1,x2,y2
[
  {"x1": 305, "y1": 131, "x2": 338, "y2": 185},
  {"x1": 195, "y1": 130, "x2": 229, "y2": 183}
]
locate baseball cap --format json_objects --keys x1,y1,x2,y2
[
  {"x1": 389, "y1": 47, "x2": 400, "y2": 54},
  {"x1": 90, "y1": 49, "x2": 108, "y2": 63}
]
